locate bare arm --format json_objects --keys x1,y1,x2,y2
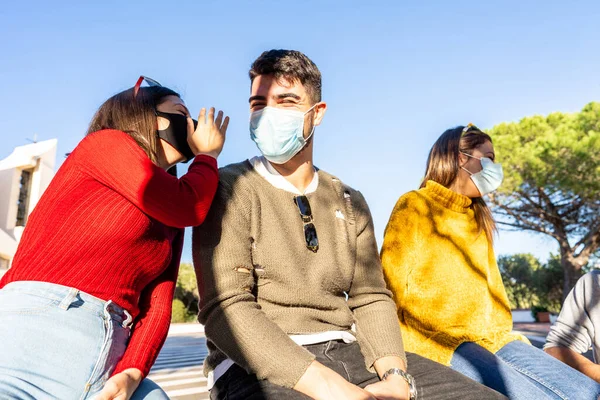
[
  {"x1": 545, "y1": 346, "x2": 600, "y2": 383},
  {"x1": 544, "y1": 272, "x2": 600, "y2": 383},
  {"x1": 294, "y1": 361, "x2": 377, "y2": 400}
]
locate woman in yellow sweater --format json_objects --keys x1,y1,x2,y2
[{"x1": 381, "y1": 125, "x2": 600, "y2": 399}]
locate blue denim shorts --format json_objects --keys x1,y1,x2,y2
[{"x1": 0, "y1": 281, "x2": 166, "y2": 400}]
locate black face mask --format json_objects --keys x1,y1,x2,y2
[{"x1": 156, "y1": 111, "x2": 198, "y2": 163}]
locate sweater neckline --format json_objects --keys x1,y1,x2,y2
[
  {"x1": 244, "y1": 160, "x2": 327, "y2": 198},
  {"x1": 248, "y1": 156, "x2": 319, "y2": 195},
  {"x1": 421, "y1": 180, "x2": 473, "y2": 213}
]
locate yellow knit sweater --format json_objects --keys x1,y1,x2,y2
[{"x1": 381, "y1": 180, "x2": 528, "y2": 366}]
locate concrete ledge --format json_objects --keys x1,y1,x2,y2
[{"x1": 168, "y1": 323, "x2": 205, "y2": 335}]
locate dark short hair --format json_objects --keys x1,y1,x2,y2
[{"x1": 249, "y1": 49, "x2": 322, "y2": 104}]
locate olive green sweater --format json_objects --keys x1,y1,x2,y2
[{"x1": 193, "y1": 161, "x2": 405, "y2": 389}]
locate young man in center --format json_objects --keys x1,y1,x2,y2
[{"x1": 193, "y1": 49, "x2": 506, "y2": 400}]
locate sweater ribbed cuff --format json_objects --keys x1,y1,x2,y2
[
  {"x1": 257, "y1": 346, "x2": 316, "y2": 389},
  {"x1": 355, "y1": 302, "x2": 407, "y2": 371},
  {"x1": 193, "y1": 154, "x2": 218, "y2": 168}
]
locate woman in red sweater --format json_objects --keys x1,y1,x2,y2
[{"x1": 0, "y1": 77, "x2": 228, "y2": 400}]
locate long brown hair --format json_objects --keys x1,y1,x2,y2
[
  {"x1": 420, "y1": 126, "x2": 497, "y2": 242},
  {"x1": 87, "y1": 86, "x2": 180, "y2": 164}
]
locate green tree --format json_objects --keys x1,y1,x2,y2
[
  {"x1": 171, "y1": 263, "x2": 200, "y2": 323},
  {"x1": 532, "y1": 255, "x2": 564, "y2": 314},
  {"x1": 171, "y1": 299, "x2": 190, "y2": 323},
  {"x1": 499, "y1": 253, "x2": 565, "y2": 314},
  {"x1": 498, "y1": 254, "x2": 540, "y2": 309},
  {"x1": 489, "y1": 102, "x2": 600, "y2": 301}
]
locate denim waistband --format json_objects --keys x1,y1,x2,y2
[{"x1": 1, "y1": 281, "x2": 132, "y2": 327}]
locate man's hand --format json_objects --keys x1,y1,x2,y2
[
  {"x1": 294, "y1": 360, "x2": 377, "y2": 400},
  {"x1": 368, "y1": 356, "x2": 411, "y2": 400},
  {"x1": 365, "y1": 375, "x2": 410, "y2": 400},
  {"x1": 95, "y1": 368, "x2": 143, "y2": 400}
]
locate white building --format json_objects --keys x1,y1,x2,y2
[{"x1": 0, "y1": 139, "x2": 57, "y2": 277}]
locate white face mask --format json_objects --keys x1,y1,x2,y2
[
  {"x1": 461, "y1": 152, "x2": 504, "y2": 196},
  {"x1": 249, "y1": 105, "x2": 316, "y2": 164}
]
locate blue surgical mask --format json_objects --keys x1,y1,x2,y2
[
  {"x1": 249, "y1": 105, "x2": 316, "y2": 164},
  {"x1": 461, "y1": 152, "x2": 504, "y2": 196}
]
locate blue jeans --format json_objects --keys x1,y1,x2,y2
[
  {"x1": 451, "y1": 340, "x2": 600, "y2": 400},
  {"x1": 0, "y1": 281, "x2": 168, "y2": 400}
]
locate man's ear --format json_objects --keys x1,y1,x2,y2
[{"x1": 312, "y1": 102, "x2": 327, "y2": 127}]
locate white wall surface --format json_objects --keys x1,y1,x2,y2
[{"x1": 0, "y1": 139, "x2": 57, "y2": 265}]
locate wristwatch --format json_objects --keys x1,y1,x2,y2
[{"x1": 382, "y1": 367, "x2": 418, "y2": 400}]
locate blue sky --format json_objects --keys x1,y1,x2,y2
[{"x1": 1, "y1": 1, "x2": 598, "y2": 263}]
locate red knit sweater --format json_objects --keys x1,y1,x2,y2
[{"x1": 0, "y1": 129, "x2": 218, "y2": 377}]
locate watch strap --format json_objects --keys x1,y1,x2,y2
[{"x1": 382, "y1": 367, "x2": 418, "y2": 400}]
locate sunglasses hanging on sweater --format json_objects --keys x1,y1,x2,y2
[{"x1": 294, "y1": 195, "x2": 319, "y2": 253}]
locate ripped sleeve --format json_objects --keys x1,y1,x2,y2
[{"x1": 192, "y1": 179, "x2": 315, "y2": 389}]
